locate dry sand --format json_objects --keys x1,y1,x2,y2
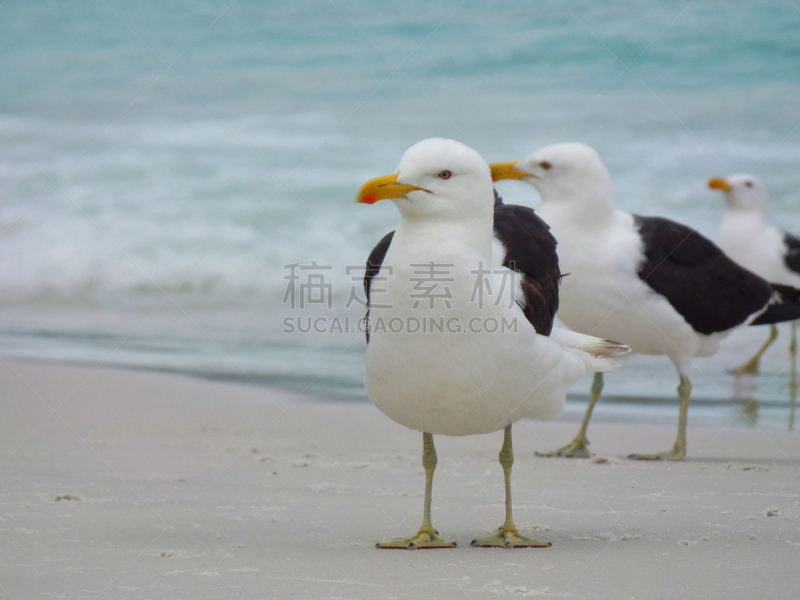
[{"x1": 1, "y1": 359, "x2": 799, "y2": 599}]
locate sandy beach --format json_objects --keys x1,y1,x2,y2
[{"x1": 0, "y1": 359, "x2": 797, "y2": 599}]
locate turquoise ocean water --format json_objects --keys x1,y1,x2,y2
[{"x1": 2, "y1": 1, "x2": 799, "y2": 429}]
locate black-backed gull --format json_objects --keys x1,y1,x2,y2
[{"x1": 492, "y1": 143, "x2": 800, "y2": 460}]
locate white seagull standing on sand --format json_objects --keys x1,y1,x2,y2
[
  {"x1": 356, "y1": 138, "x2": 628, "y2": 549},
  {"x1": 491, "y1": 143, "x2": 800, "y2": 461},
  {"x1": 708, "y1": 174, "x2": 800, "y2": 382}
]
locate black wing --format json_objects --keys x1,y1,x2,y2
[
  {"x1": 493, "y1": 203, "x2": 560, "y2": 336},
  {"x1": 784, "y1": 232, "x2": 800, "y2": 275},
  {"x1": 363, "y1": 231, "x2": 394, "y2": 343},
  {"x1": 633, "y1": 215, "x2": 774, "y2": 335}
]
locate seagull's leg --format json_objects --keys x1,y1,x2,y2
[
  {"x1": 629, "y1": 374, "x2": 690, "y2": 461},
  {"x1": 536, "y1": 372, "x2": 603, "y2": 458},
  {"x1": 728, "y1": 325, "x2": 778, "y2": 375},
  {"x1": 376, "y1": 432, "x2": 456, "y2": 549},
  {"x1": 472, "y1": 425, "x2": 551, "y2": 548},
  {"x1": 789, "y1": 321, "x2": 797, "y2": 432}
]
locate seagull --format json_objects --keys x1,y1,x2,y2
[
  {"x1": 708, "y1": 174, "x2": 799, "y2": 379},
  {"x1": 491, "y1": 143, "x2": 800, "y2": 461},
  {"x1": 356, "y1": 138, "x2": 628, "y2": 549}
]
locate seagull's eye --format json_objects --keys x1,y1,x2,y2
[
  {"x1": 437, "y1": 170, "x2": 452, "y2": 180},
  {"x1": 539, "y1": 161, "x2": 552, "y2": 170},
  {"x1": 745, "y1": 181, "x2": 753, "y2": 188}
]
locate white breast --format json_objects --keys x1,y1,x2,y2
[{"x1": 364, "y1": 222, "x2": 585, "y2": 436}]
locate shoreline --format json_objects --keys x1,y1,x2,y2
[
  {"x1": 2, "y1": 351, "x2": 796, "y2": 436},
  {"x1": 1, "y1": 358, "x2": 799, "y2": 599}
]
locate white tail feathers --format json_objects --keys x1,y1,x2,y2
[
  {"x1": 550, "y1": 328, "x2": 630, "y2": 358},
  {"x1": 550, "y1": 328, "x2": 630, "y2": 373}
]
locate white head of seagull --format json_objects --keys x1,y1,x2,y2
[
  {"x1": 493, "y1": 143, "x2": 614, "y2": 224},
  {"x1": 708, "y1": 173, "x2": 769, "y2": 216},
  {"x1": 356, "y1": 138, "x2": 494, "y2": 223}
]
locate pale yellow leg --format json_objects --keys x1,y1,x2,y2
[
  {"x1": 629, "y1": 374, "x2": 690, "y2": 461},
  {"x1": 472, "y1": 425, "x2": 551, "y2": 548},
  {"x1": 536, "y1": 372, "x2": 603, "y2": 458},
  {"x1": 789, "y1": 322, "x2": 797, "y2": 432},
  {"x1": 377, "y1": 432, "x2": 456, "y2": 549},
  {"x1": 729, "y1": 325, "x2": 778, "y2": 375}
]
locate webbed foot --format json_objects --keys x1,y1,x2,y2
[
  {"x1": 377, "y1": 524, "x2": 456, "y2": 549},
  {"x1": 727, "y1": 359, "x2": 760, "y2": 376},
  {"x1": 535, "y1": 437, "x2": 591, "y2": 459},
  {"x1": 628, "y1": 442, "x2": 685, "y2": 461},
  {"x1": 471, "y1": 524, "x2": 550, "y2": 548}
]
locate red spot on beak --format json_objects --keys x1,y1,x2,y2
[
  {"x1": 361, "y1": 194, "x2": 377, "y2": 204},
  {"x1": 491, "y1": 174, "x2": 498, "y2": 182}
]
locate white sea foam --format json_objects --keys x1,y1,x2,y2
[{"x1": 3, "y1": 103, "x2": 799, "y2": 312}]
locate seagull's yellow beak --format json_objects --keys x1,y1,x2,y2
[
  {"x1": 489, "y1": 161, "x2": 537, "y2": 182},
  {"x1": 708, "y1": 177, "x2": 733, "y2": 192},
  {"x1": 355, "y1": 173, "x2": 426, "y2": 204}
]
